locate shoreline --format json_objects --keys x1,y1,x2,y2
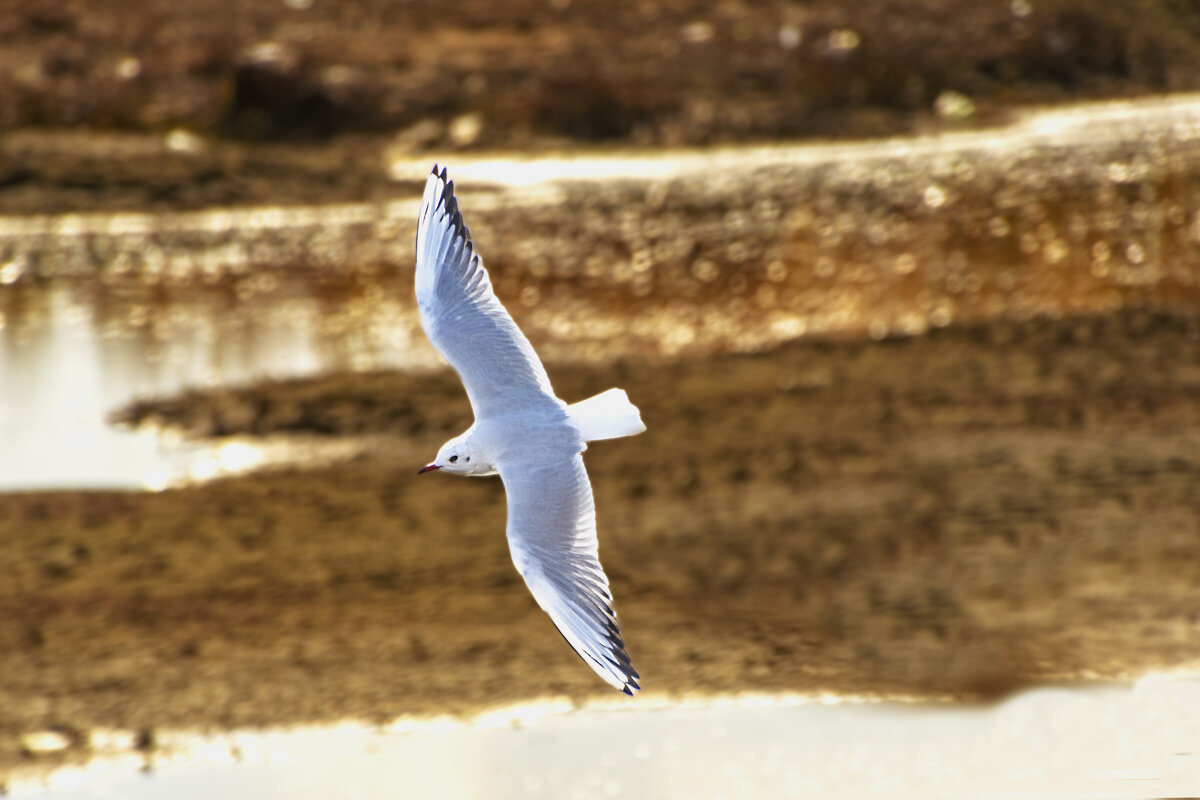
[{"x1": 7, "y1": 674, "x2": 1200, "y2": 795}]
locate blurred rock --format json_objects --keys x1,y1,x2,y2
[
  {"x1": 21, "y1": 730, "x2": 72, "y2": 755},
  {"x1": 934, "y1": 90, "x2": 976, "y2": 119},
  {"x1": 448, "y1": 112, "x2": 484, "y2": 147}
]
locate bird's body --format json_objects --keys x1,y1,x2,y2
[{"x1": 414, "y1": 165, "x2": 644, "y2": 694}]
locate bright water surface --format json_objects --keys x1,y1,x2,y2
[{"x1": 10, "y1": 674, "x2": 1200, "y2": 799}]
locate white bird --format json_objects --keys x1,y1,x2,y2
[{"x1": 414, "y1": 165, "x2": 645, "y2": 694}]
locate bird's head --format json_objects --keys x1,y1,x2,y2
[{"x1": 418, "y1": 432, "x2": 486, "y2": 476}]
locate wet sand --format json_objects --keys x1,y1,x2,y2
[{"x1": 2, "y1": 307, "x2": 1199, "y2": 770}]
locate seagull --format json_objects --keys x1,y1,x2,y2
[{"x1": 413, "y1": 165, "x2": 646, "y2": 694}]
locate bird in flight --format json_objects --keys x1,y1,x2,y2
[{"x1": 414, "y1": 165, "x2": 645, "y2": 694}]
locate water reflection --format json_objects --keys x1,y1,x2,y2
[
  {"x1": 0, "y1": 282, "x2": 418, "y2": 489},
  {"x1": 11, "y1": 675, "x2": 1200, "y2": 799},
  {"x1": 0, "y1": 286, "x2": 192, "y2": 489}
]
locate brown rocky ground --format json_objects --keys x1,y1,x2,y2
[
  {"x1": 5, "y1": 0, "x2": 1200, "y2": 213},
  {"x1": 2, "y1": 308, "x2": 1199, "y2": 771},
  {"x1": 7, "y1": 0, "x2": 1200, "y2": 142}
]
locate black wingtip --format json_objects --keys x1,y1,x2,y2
[
  {"x1": 550, "y1": 622, "x2": 641, "y2": 695},
  {"x1": 435, "y1": 173, "x2": 471, "y2": 243}
]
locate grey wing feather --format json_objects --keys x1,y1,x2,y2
[
  {"x1": 500, "y1": 454, "x2": 640, "y2": 694},
  {"x1": 415, "y1": 166, "x2": 561, "y2": 421}
]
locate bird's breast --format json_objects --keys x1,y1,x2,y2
[{"x1": 474, "y1": 414, "x2": 583, "y2": 465}]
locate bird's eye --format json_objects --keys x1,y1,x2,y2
[
  {"x1": 449, "y1": 455, "x2": 458, "y2": 463},
  {"x1": 464, "y1": 456, "x2": 471, "y2": 462}
]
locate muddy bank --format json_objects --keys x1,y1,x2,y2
[
  {"x1": 2, "y1": 307, "x2": 1199, "y2": 770},
  {"x1": 6, "y1": 0, "x2": 1200, "y2": 214},
  {"x1": 6, "y1": 0, "x2": 1200, "y2": 143}
]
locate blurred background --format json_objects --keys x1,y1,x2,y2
[{"x1": 2, "y1": 0, "x2": 1200, "y2": 796}]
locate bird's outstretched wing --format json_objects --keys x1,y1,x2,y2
[
  {"x1": 415, "y1": 165, "x2": 561, "y2": 421},
  {"x1": 500, "y1": 453, "x2": 640, "y2": 694}
]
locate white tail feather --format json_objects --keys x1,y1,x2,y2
[{"x1": 566, "y1": 388, "x2": 646, "y2": 442}]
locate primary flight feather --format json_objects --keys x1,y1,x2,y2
[{"x1": 414, "y1": 165, "x2": 645, "y2": 694}]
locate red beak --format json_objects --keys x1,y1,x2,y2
[{"x1": 417, "y1": 464, "x2": 441, "y2": 474}]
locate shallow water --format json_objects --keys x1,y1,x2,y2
[
  {"x1": 11, "y1": 675, "x2": 1200, "y2": 799},
  {"x1": 4, "y1": 94, "x2": 1200, "y2": 489},
  {"x1": 0, "y1": 280, "x2": 404, "y2": 489}
]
